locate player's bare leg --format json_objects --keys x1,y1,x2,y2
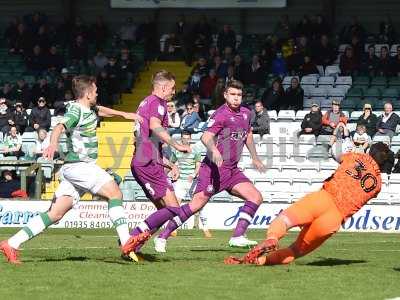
[
  {"x1": 1, "y1": 196, "x2": 73, "y2": 264},
  {"x1": 228, "y1": 182, "x2": 263, "y2": 247}
]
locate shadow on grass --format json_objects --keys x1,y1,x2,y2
[
  {"x1": 305, "y1": 258, "x2": 367, "y2": 266},
  {"x1": 392, "y1": 267, "x2": 400, "y2": 272},
  {"x1": 24, "y1": 254, "x2": 162, "y2": 264}
]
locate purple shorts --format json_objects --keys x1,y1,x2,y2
[
  {"x1": 131, "y1": 160, "x2": 174, "y2": 202},
  {"x1": 194, "y1": 162, "x2": 251, "y2": 197}
]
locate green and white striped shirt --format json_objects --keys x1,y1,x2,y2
[
  {"x1": 60, "y1": 102, "x2": 98, "y2": 163},
  {"x1": 170, "y1": 142, "x2": 202, "y2": 181}
]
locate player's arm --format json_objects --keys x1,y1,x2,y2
[
  {"x1": 163, "y1": 154, "x2": 180, "y2": 181},
  {"x1": 96, "y1": 105, "x2": 143, "y2": 122},
  {"x1": 43, "y1": 123, "x2": 65, "y2": 160},
  {"x1": 150, "y1": 116, "x2": 190, "y2": 153},
  {"x1": 246, "y1": 131, "x2": 266, "y2": 172},
  {"x1": 201, "y1": 131, "x2": 223, "y2": 167}
]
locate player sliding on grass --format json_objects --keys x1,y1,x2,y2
[
  {"x1": 225, "y1": 142, "x2": 390, "y2": 266},
  {"x1": 153, "y1": 79, "x2": 267, "y2": 252},
  {"x1": 0, "y1": 75, "x2": 147, "y2": 264}
]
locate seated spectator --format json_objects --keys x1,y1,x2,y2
[
  {"x1": 180, "y1": 102, "x2": 201, "y2": 133},
  {"x1": 31, "y1": 78, "x2": 52, "y2": 106},
  {"x1": 70, "y1": 35, "x2": 88, "y2": 64},
  {"x1": 320, "y1": 100, "x2": 348, "y2": 135},
  {"x1": 261, "y1": 79, "x2": 284, "y2": 111},
  {"x1": 25, "y1": 45, "x2": 47, "y2": 76},
  {"x1": 232, "y1": 54, "x2": 246, "y2": 82},
  {"x1": 93, "y1": 50, "x2": 109, "y2": 73},
  {"x1": 119, "y1": 17, "x2": 136, "y2": 46},
  {"x1": 192, "y1": 94, "x2": 205, "y2": 121},
  {"x1": 361, "y1": 45, "x2": 378, "y2": 77},
  {"x1": 211, "y1": 78, "x2": 226, "y2": 109},
  {"x1": 104, "y1": 56, "x2": 122, "y2": 104},
  {"x1": 167, "y1": 101, "x2": 181, "y2": 134},
  {"x1": 0, "y1": 98, "x2": 14, "y2": 135},
  {"x1": 11, "y1": 79, "x2": 31, "y2": 108},
  {"x1": 47, "y1": 45, "x2": 65, "y2": 73},
  {"x1": 0, "y1": 170, "x2": 21, "y2": 198},
  {"x1": 225, "y1": 65, "x2": 236, "y2": 84},
  {"x1": 376, "y1": 46, "x2": 391, "y2": 77},
  {"x1": 119, "y1": 47, "x2": 136, "y2": 92},
  {"x1": 200, "y1": 69, "x2": 218, "y2": 99},
  {"x1": 329, "y1": 121, "x2": 350, "y2": 149},
  {"x1": 351, "y1": 124, "x2": 371, "y2": 153},
  {"x1": 28, "y1": 97, "x2": 51, "y2": 131},
  {"x1": 213, "y1": 55, "x2": 228, "y2": 79},
  {"x1": 174, "y1": 84, "x2": 192, "y2": 109},
  {"x1": 391, "y1": 45, "x2": 400, "y2": 76},
  {"x1": 299, "y1": 54, "x2": 319, "y2": 76},
  {"x1": 217, "y1": 24, "x2": 236, "y2": 52},
  {"x1": 313, "y1": 34, "x2": 336, "y2": 68},
  {"x1": 33, "y1": 128, "x2": 51, "y2": 158},
  {"x1": 286, "y1": 46, "x2": 303, "y2": 75},
  {"x1": 92, "y1": 16, "x2": 108, "y2": 49},
  {"x1": 54, "y1": 90, "x2": 73, "y2": 116},
  {"x1": 9, "y1": 23, "x2": 32, "y2": 55},
  {"x1": 271, "y1": 52, "x2": 287, "y2": 77},
  {"x1": 0, "y1": 82, "x2": 14, "y2": 101},
  {"x1": 245, "y1": 55, "x2": 265, "y2": 86},
  {"x1": 11, "y1": 102, "x2": 29, "y2": 134},
  {"x1": 379, "y1": 16, "x2": 396, "y2": 44},
  {"x1": 356, "y1": 103, "x2": 378, "y2": 137},
  {"x1": 375, "y1": 102, "x2": 400, "y2": 138},
  {"x1": 283, "y1": 77, "x2": 304, "y2": 110},
  {"x1": 298, "y1": 103, "x2": 322, "y2": 136},
  {"x1": 193, "y1": 57, "x2": 209, "y2": 78},
  {"x1": 0, "y1": 126, "x2": 24, "y2": 158},
  {"x1": 251, "y1": 101, "x2": 270, "y2": 136},
  {"x1": 340, "y1": 46, "x2": 359, "y2": 76},
  {"x1": 188, "y1": 68, "x2": 201, "y2": 93}
]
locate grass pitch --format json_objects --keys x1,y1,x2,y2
[{"x1": 0, "y1": 228, "x2": 400, "y2": 300}]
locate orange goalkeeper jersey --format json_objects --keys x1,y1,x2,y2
[{"x1": 323, "y1": 152, "x2": 382, "y2": 218}]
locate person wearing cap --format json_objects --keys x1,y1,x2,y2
[
  {"x1": 28, "y1": 97, "x2": 51, "y2": 131},
  {"x1": 375, "y1": 102, "x2": 400, "y2": 138},
  {"x1": 298, "y1": 102, "x2": 322, "y2": 136},
  {"x1": 356, "y1": 103, "x2": 378, "y2": 137},
  {"x1": 320, "y1": 100, "x2": 348, "y2": 135}
]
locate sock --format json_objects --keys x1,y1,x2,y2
[
  {"x1": 265, "y1": 248, "x2": 295, "y2": 265},
  {"x1": 108, "y1": 199, "x2": 130, "y2": 245},
  {"x1": 199, "y1": 209, "x2": 208, "y2": 230},
  {"x1": 267, "y1": 214, "x2": 293, "y2": 241},
  {"x1": 232, "y1": 201, "x2": 259, "y2": 237},
  {"x1": 158, "y1": 204, "x2": 193, "y2": 240},
  {"x1": 8, "y1": 212, "x2": 53, "y2": 249}
]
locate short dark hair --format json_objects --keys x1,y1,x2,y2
[
  {"x1": 181, "y1": 130, "x2": 192, "y2": 137},
  {"x1": 72, "y1": 75, "x2": 96, "y2": 99},
  {"x1": 369, "y1": 142, "x2": 392, "y2": 172},
  {"x1": 255, "y1": 100, "x2": 264, "y2": 106},
  {"x1": 225, "y1": 80, "x2": 243, "y2": 92}
]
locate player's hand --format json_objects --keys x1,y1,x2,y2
[
  {"x1": 211, "y1": 149, "x2": 223, "y2": 167},
  {"x1": 42, "y1": 144, "x2": 58, "y2": 160},
  {"x1": 170, "y1": 165, "x2": 180, "y2": 181},
  {"x1": 123, "y1": 112, "x2": 143, "y2": 123},
  {"x1": 175, "y1": 143, "x2": 191, "y2": 153},
  {"x1": 252, "y1": 158, "x2": 267, "y2": 173}
]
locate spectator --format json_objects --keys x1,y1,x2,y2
[
  {"x1": 119, "y1": 47, "x2": 136, "y2": 92},
  {"x1": 313, "y1": 35, "x2": 336, "y2": 68},
  {"x1": 70, "y1": 35, "x2": 88, "y2": 64},
  {"x1": 232, "y1": 54, "x2": 246, "y2": 82},
  {"x1": 274, "y1": 15, "x2": 292, "y2": 41},
  {"x1": 311, "y1": 14, "x2": 331, "y2": 39},
  {"x1": 356, "y1": 103, "x2": 378, "y2": 137},
  {"x1": 104, "y1": 56, "x2": 121, "y2": 104},
  {"x1": 0, "y1": 170, "x2": 21, "y2": 198},
  {"x1": 225, "y1": 65, "x2": 236, "y2": 84},
  {"x1": 91, "y1": 16, "x2": 108, "y2": 49},
  {"x1": 340, "y1": 46, "x2": 359, "y2": 76},
  {"x1": 28, "y1": 97, "x2": 51, "y2": 131},
  {"x1": 70, "y1": 16, "x2": 88, "y2": 41},
  {"x1": 188, "y1": 68, "x2": 201, "y2": 93},
  {"x1": 287, "y1": 46, "x2": 304, "y2": 75},
  {"x1": 340, "y1": 16, "x2": 365, "y2": 43},
  {"x1": 167, "y1": 102, "x2": 181, "y2": 134},
  {"x1": 361, "y1": 45, "x2": 378, "y2": 77},
  {"x1": 0, "y1": 83, "x2": 14, "y2": 103},
  {"x1": 194, "y1": 57, "x2": 209, "y2": 78},
  {"x1": 391, "y1": 45, "x2": 400, "y2": 76},
  {"x1": 11, "y1": 102, "x2": 29, "y2": 134},
  {"x1": 25, "y1": 44, "x2": 47, "y2": 75},
  {"x1": 211, "y1": 78, "x2": 226, "y2": 109},
  {"x1": 92, "y1": 50, "x2": 109, "y2": 72},
  {"x1": 119, "y1": 17, "x2": 136, "y2": 46},
  {"x1": 350, "y1": 35, "x2": 363, "y2": 63},
  {"x1": 200, "y1": 69, "x2": 218, "y2": 99},
  {"x1": 11, "y1": 79, "x2": 31, "y2": 108},
  {"x1": 296, "y1": 15, "x2": 312, "y2": 38},
  {"x1": 217, "y1": 24, "x2": 236, "y2": 52},
  {"x1": 299, "y1": 54, "x2": 319, "y2": 76},
  {"x1": 9, "y1": 23, "x2": 32, "y2": 55},
  {"x1": 251, "y1": 101, "x2": 270, "y2": 136},
  {"x1": 380, "y1": 147, "x2": 395, "y2": 174},
  {"x1": 329, "y1": 122, "x2": 351, "y2": 152},
  {"x1": 47, "y1": 45, "x2": 65, "y2": 73},
  {"x1": 271, "y1": 52, "x2": 287, "y2": 77},
  {"x1": 180, "y1": 102, "x2": 201, "y2": 133},
  {"x1": 96, "y1": 70, "x2": 111, "y2": 106},
  {"x1": 245, "y1": 55, "x2": 265, "y2": 86},
  {"x1": 0, "y1": 126, "x2": 24, "y2": 158},
  {"x1": 213, "y1": 55, "x2": 228, "y2": 79},
  {"x1": 261, "y1": 79, "x2": 284, "y2": 111},
  {"x1": 34, "y1": 25, "x2": 51, "y2": 52},
  {"x1": 174, "y1": 84, "x2": 192, "y2": 109},
  {"x1": 53, "y1": 78, "x2": 66, "y2": 103},
  {"x1": 320, "y1": 100, "x2": 348, "y2": 135},
  {"x1": 54, "y1": 90, "x2": 73, "y2": 116},
  {"x1": 351, "y1": 124, "x2": 371, "y2": 153},
  {"x1": 163, "y1": 33, "x2": 181, "y2": 60},
  {"x1": 192, "y1": 94, "x2": 205, "y2": 121},
  {"x1": 0, "y1": 98, "x2": 13, "y2": 135},
  {"x1": 33, "y1": 128, "x2": 51, "y2": 158},
  {"x1": 379, "y1": 16, "x2": 396, "y2": 44},
  {"x1": 4, "y1": 17, "x2": 19, "y2": 50},
  {"x1": 31, "y1": 78, "x2": 52, "y2": 106},
  {"x1": 283, "y1": 77, "x2": 304, "y2": 110},
  {"x1": 375, "y1": 102, "x2": 400, "y2": 138},
  {"x1": 376, "y1": 46, "x2": 391, "y2": 77},
  {"x1": 299, "y1": 103, "x2": 322, "y2": 136}
]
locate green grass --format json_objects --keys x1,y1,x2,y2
[{"x1": 1, "y1": 229, "x2": 400, "y2": 300}]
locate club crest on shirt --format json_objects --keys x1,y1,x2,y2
[
  {"x1": 206, "y1": 184, "x2": 214, "y2": 193},
  {"x1": 158, "y1": 105, "x2": 165, "y2": 115}
]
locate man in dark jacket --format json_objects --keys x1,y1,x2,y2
[
  {"x1": 375, "y1": 102, "x2": 400, "y2": 138},
  {"x1": 28, "y1": 97, "x2": 51, "y2": 131},
  {"x1": 11, "y1": 79, "x2": 31, "y2": 108},
  {"x1": 0, "y1": 98, "x2": 14, "y2": 135},
  {"x1": 251, "y1": 101, "x2": 270, "y2": 136},
  {"x1": 11, "y1": 103, "x2": 29, "y2": 134},
  {"x1": 298, "y1": 103, "x2": 322, "y2": 136}
]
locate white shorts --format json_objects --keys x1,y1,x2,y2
[
  {"x1": 55, "y1": 162, "x2": 113, "y2": 204},
  {"x1": 174, "y1": 179, "x2": 196, "y2": 200}
]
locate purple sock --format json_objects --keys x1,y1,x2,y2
[
  {"x1": 232, "y1": 201, "x2": 259, "y2": 238},
  {"x1": 158, "y1": 204, "x2": 193, "y2": 240}
]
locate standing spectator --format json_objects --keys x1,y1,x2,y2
[
  {"x1": 0, "y1": 98, "x2": 13, "y2": 135},
  {"x1": 180, "y1": 102, "x2": 201, "y2": 133},
  {"x1": 11, "y1": 102, "x2": 28, "y2": 134},
  {"x1": 11, "y1": 79, "x2": 31, "y2": 108},
  {"x1": 299, "y1": 55, "x2": 319, "y2": 76},
  {"x1": 356, "y1": 103, "x2": 378, "y2": 137},
  {"x1": 271, "y1": 52, "x2": 287, "y2": 77},
  {"x1": 28, "y1": 97, "x2": 51, "y2": 131},
  {"x1": 119, "y1": 17, "x2": 136, "y2": 46},
  {"x1": 251, "y1": 101, "x2": 270, "y2": 136},
  {"x1": 91, "y1": 16, "x2": 108, "y2": 49},
  {"x1": 299, "y1": 103, "x2": 322, "y2": 136},
  {"x1": 313, "y1": 34, "x2": 336, "y2": 68},
  {"x1": 340, "y1": 46, "x2": 359, "y2": 76},
  {"x1": 283, "y1": 77, "x2": 304, "y2": 110},
  {"x1": 217, "y1": 25, "x2": 236, "y2": 52},
  {"x1": 1, "y1": 126, "x2": 24, "y2": 158},
  {"x1": 47, "y1": 45, "x2": 65, "y2": 73},
  {"x1": 200, "y1": 69, "x2": 218, "y2": 99},
  {"x1": 361, "y1": 45, "x2": 378, "y2": 77},
  {"x1": 375, "y1": 102, "x2": 400, "y2": 138},
  {"x1": 245, "y1": 55, "x2": 265, "y2": 87},
  {"x1": 320, "y1": 100, "x2": 348, "y2": 135},
  {"x1": 167, "y1": 102, "x2": 181, "y2": 135},
  {"x1": 261, "y1": 79, "x2": 284, "y2": 111},
  {"x1": 376, "y1": 46, "x2": 392, "y2": 77}
]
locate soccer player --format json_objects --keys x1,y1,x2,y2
[
  {"x1": 127, "y1": 70, "x2": 191, "y2": 255},
  {"x1": 155, "y1": 80, "x2": 267, "y2": 250},
  {"x1": 0, "y1": 75, "x2": 147, "y2": 264},
  {"x1": 226, "y1": 142, "x2": 390, "y2": 266},
  {"x1": 154, "y1": 130, "x2": 211, "y2": 252}
]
